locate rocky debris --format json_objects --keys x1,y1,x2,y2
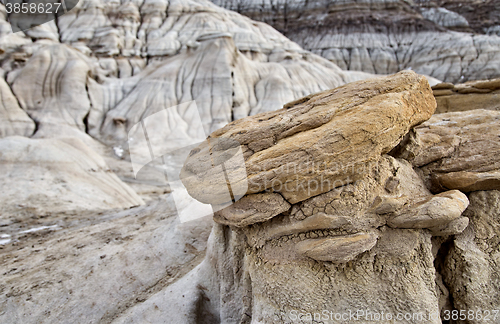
[
  {"x1": 211, "y1": 0, "x2": 500, "y2": 82},
  {"x1": 0, "y1": 196, "x2": 213, "y2": 324},
  {"x1": 123, "y1": 72, "x2": 478, "y2": 322},
  {"x1": 432, "y1": 78, "x2": 500, "y2": 113},
  {"x1": 412, "y1": 109, "x2": 500, "y2": 192},
  {"x1": 0, "y1": 136, "x2": 144, "y2": 224},
  {"x1": 182, "y1": 71, "x2": 436, "y2": 204}
]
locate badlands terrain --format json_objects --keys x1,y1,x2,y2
[
  {"x1": 0, "y1": 0, "x2": 499, "y2": 323},
  {"x1": 212, "y1": 0, "x2": 500, "y2": 82}
]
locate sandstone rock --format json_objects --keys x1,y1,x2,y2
[
  {"x1": 413, "y1": 110, "x2": 500, "y2": 191},
  {"x1": 2, "y1": 0, "x2": 499, "y2": 322},
  {"x1": 435, "y1": 171, "x2": 500, "y2": 192},
  {"x1": 0, "y1": 136, "x2": 144, "y2": 224},
  {"x1": 123, "y1": 75, "x2": 477, "y2": 323},
  {"x1": 182, "y1": 71, "x2": 436, "y2": 204},
  {"x1": 387, "y1": 190, "x2": 469, "y2": 229},
  {"x1": 126, "y1": 154, "x2": 467, "y2": 323}
]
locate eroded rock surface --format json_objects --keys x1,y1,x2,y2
[
  {"x1": 442, "y1": 190, "x2": 500, "y2": 322},
  {"x1": 0, "y1": 0, "x2": 372, "y2": 151},
  {"x1": 412, "y1": 109, "x2": 500, "y2": 192},
  {"x1": 0, "y1": 76, "x2": 35, "y2": 137},
  {"x1": 432, "y1": 78, "x2": 500, "y2": 113},
  {"x1": 212, "y1": 0, "x2": 500, "y2": 82}
]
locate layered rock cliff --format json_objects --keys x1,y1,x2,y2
[{"x1": 212, "y1": 0, "x2": 500, "y2": 82}]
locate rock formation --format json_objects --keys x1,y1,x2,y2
[
  {"x1": 1, "y1": 0, "x2": 500, "y2": 322},
  {"x1": 108, "y1": 71, "x2": 500, "y2": 323},
  {"x1": 411, "y1": 109, "x2": 500, "y2": 319},
  {"x1": 181, "y1": 71, "x2": 437, "y2": 204},
  {"x1": 211, "y1": 0, "x2": 500, "y2": 82}
]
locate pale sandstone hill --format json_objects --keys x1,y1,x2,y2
[{"x1": 0, "y1": 0, "x2": 371, "y2": 148}]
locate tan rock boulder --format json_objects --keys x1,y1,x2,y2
[
  {"x1": 387, "y1": 190, "x2": 469, "y2": 229},
  {"x1": 213, "y1": 192, "x2": 290, "y2": 227},
  {"x1": 182, "y1": 71, "x2": 436, "y2": 205}
]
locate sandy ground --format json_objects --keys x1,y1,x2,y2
[{"x1": 0, "y1": 194, "x2": 213, "y2": 323}]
